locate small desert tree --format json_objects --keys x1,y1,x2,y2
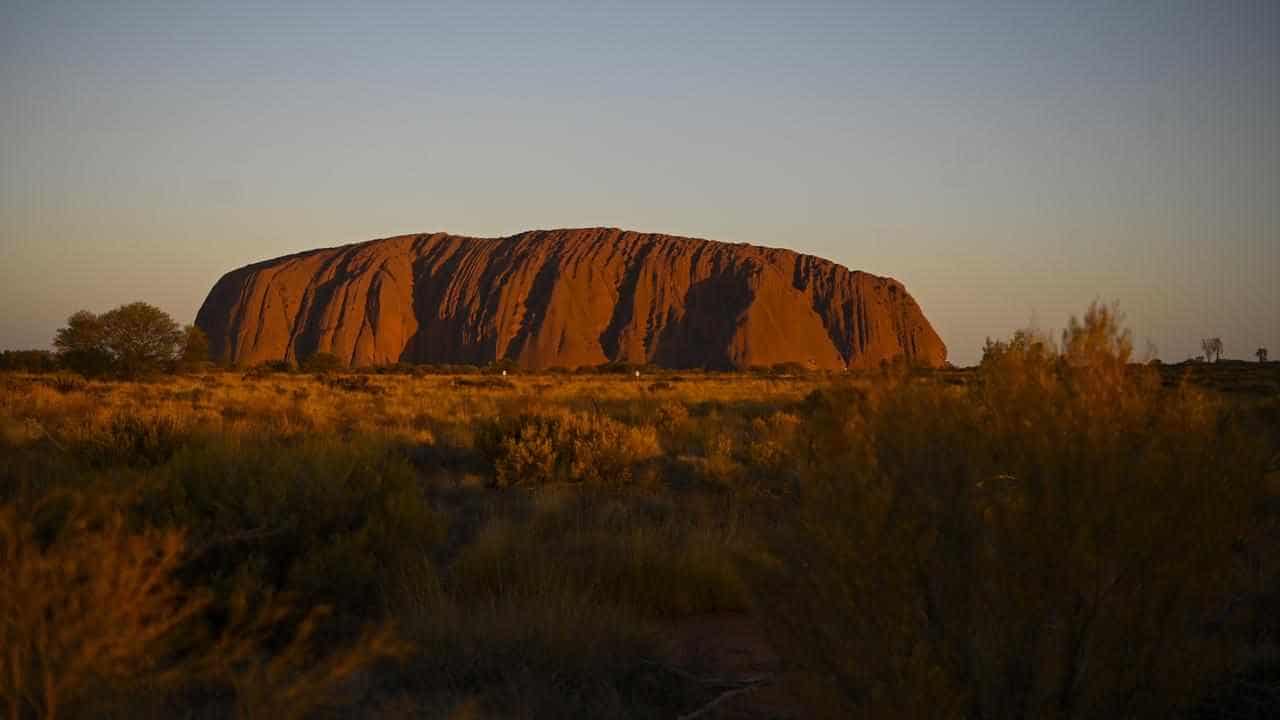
[
  {"x1": 99, "y1": 302, "x2": 183, "y2": 378},
  {"x1": 53, "y1": 311, "x2": 113, "y2": 376},
  {"x1": 1201, "y1": 337, "x2": 1224, "y2": 363},
  {"x1": 179, "y1": 324, "x2": 210, "y2": 366}
]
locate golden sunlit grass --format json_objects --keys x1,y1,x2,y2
[{"x1": 1, "y1": 308, "x2": 1277, "y2": 718}]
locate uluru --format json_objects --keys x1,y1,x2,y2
[{"x1": 194, "y1": 228, "x2": 946, "y2": 370}]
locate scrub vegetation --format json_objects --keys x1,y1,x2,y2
[{"x1": 1, "y1": 303, "x2": 1277, "y2": 719}]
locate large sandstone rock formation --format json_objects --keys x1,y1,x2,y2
[{"x1": 195, "y1": 228, "x2": 946, "y2": 370}]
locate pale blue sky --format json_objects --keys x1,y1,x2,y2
[{"x1": 2, "y1": 1, "x2": 1276, "y2": 364}]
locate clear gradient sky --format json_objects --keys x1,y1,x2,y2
[{"x1": 2, "y1": 1, "x2": 1277, "y2": 365}]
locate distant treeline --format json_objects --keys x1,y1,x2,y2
[
  {"x1": 8, "y1": 346, "x2": 1267, "y2": 379},
  {"x1": 2, "y1": 346, "x2": 892, "y2": 378},
  {"x1": 0, "y1": 349, "x2": 59, "y2": 373}
]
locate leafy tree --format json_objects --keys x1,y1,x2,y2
[
  {"x1": 54, "y1": 310, "x2": 103, "y2": 354},
  {"x1": 99, "y1": 302, "x2": 182, "y2": 377},
  {"x1": 180, "y1": 325, "x2": 210, "y2": 366},
  {"x1": 53, "y1": 310, "x2": 113, "y2": 376},
  {"x1": 52, "y1": 303, "x2": 183, "y2": 378}
]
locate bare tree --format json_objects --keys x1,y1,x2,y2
[
  {"x1": 1259, "y1": 347, "x2": 1269, "y2": 363},
  {"x1": 1201, "y1": 338, "x2": 1223, "y2": 363}
]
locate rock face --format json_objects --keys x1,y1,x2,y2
[{"x1": 195, "y1": 228, "x2": 946, "y2": 370}]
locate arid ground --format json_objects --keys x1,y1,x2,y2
[{"x1": 3, "y1": 333, "x2": 1278, "y2": 719}]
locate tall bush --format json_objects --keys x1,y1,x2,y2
[{"x1": 766, "y1": 304, "x2": 1270, "y2": 719}]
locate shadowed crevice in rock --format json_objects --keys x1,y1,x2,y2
[
  {"x1": 598, "y1": 240, "x2": 655, "y2": 361},
  {"x1": 402, "y1": 238, "x2": 472, "y2": 364},
  {"x1": 506, "y1": 252, "x2": 562, "y2": 364},
  {"x1": 652, "y1": 273, "x2": 753, "y2": 371}
]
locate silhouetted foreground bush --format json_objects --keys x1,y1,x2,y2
[{"x1": 764, "y1": 361, "x2": 1272, "y2": 718}]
